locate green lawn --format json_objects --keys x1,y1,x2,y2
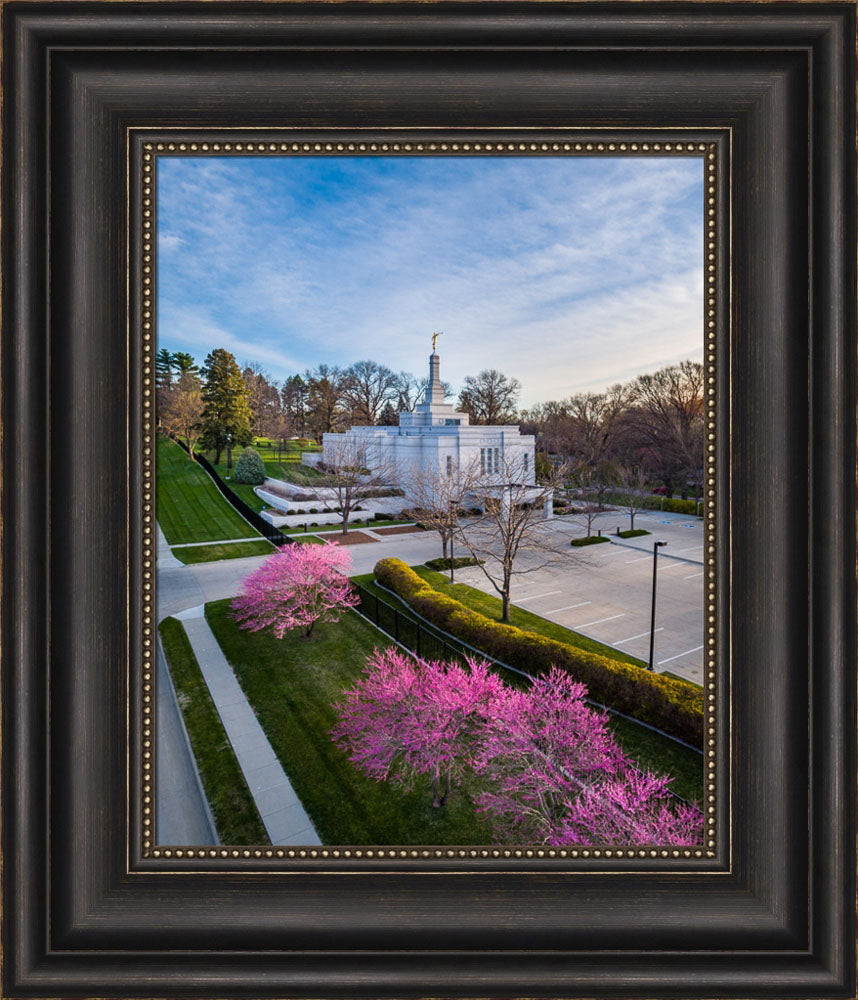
[
  {"x1": 412, "y1": 566, "x2": 648, "y2": 669},
  {"x1": 157, "y1": 435, "x2": 263, "y2": 545},
  {"x1": 351, "y1": 572, "x2": 703, "y2": 804},
  {"x1": 205, "y1": 600, "x2": 497, "y2": 845},
  {"x1": 173, "y1": 540, "x2": 275, "y2": 565},
  {"x1": 158, "y1": 617, "x2": 269, "y2": 845}
]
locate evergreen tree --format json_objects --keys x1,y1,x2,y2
[
  {"x1": 198, "y1": 348, "x2": 252, "y2": 465},
  {"x1": 233, "y1": 447, "x2": 266, "y2": 485},
  {"x1": 155, "y1": 347, "x2": 175, "y2": 389},
  {"x1": 172, "y1": 351, "x2": 199, "y2": 377}
]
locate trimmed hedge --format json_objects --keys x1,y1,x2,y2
[
  {"x1": 424, "y1": 556, "x2": 484, "y2": 571},
  {"x1": 618, "y1": 528, "x2": 651, "y2": 539},
  {"x1": 570, "y1": 535, "x2": 610, "y2": 547},
  {"x1": 604, "y1": 492, "x2": 700, "y2": 516},
  {"x1": 374, "y1": 557, "x2": 703, "y2": 748}
]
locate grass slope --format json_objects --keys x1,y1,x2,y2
[
  {"x1": 173, "y1": 540, "x2": 275, "y2": 565},
  {"x1": 351, "y1": 572, "x2": 703, "y2": 804},
  {"x1": 159, "y1": 617, "x2": 269, "y2": 844},
  {"x1": 158, "y1": 436, "x2": 262, "y2": 545},
  {"x1": 205, "y1": 600, "x2": 496, "y2": 845}
]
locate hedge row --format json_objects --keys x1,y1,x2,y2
[
  {"x1": 570, "y1": 536, "x2": 609, "y2": 547},
  {"x1": 424, "y1": 556, "x2": 484, "y2": 571},
  {"x1": 374, "y1": 557, "x2": 704, "y2": 748},
  {"x1": 604, "y1": 492, "x2": 701, "y2": 516},
  {"x1": 618, "y1": 528, "x2": 651, "y2": 539}
]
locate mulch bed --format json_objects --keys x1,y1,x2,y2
[
  {"x1": 372, "y1": 525, "x2": 426, "y2": 536},
  {"x1": 321, "y1": 530, "x2": 377, "y2": 545}
]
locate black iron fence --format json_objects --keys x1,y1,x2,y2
[
  {"x1": 351, "y1": 581, "x2": 701, "y2": 806},
  {"x1": 172, "y1": 438, "x2": 291, "y2": 547}
]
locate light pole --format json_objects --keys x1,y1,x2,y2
[
  {"x1": 225, "y1": 431, "x2": 232, "y2": 478},
  {"x1": 648, "y1": 540, "x2": 668, "y2": 672},
  {"x1": 448, "y1": 498, "x2": 456, "y2": 583}
]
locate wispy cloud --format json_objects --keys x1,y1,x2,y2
[{"x1": 157, "y1": 155, "x2": 703, "y2": 403}]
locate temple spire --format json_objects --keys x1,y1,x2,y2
[{"x1": 426, "y1": 341, "x2": 445, "y2": 405}]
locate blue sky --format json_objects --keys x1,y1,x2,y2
[{"x1": 157, "y1": 155, "x2": 703, "y2": 407}]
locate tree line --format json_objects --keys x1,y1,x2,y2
[{"x1": 157, "y1": 345, "x2": 704, "y2": 496}]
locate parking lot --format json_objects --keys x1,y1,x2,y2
[{"x1": 456, "y1": 510, "x2": 706, "y2": 684}]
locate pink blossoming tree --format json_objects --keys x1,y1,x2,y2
[
  {"x1": 231, "y1": 541, "x2": 359, "y2": 639},
  {"x1": 472, "y1": 668, "x2": 703, "y2": 846},
  {"x1": 333, "y1": 653, "x2": 703, "y2": 846},
  {"x1": 331, "y1": 648, "x2": 505, "y2": 807}
]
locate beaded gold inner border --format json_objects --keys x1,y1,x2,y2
[{"x1": 138, "y1": 133, "x2": 722, "y2": 867}]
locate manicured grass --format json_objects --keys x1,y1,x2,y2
[
  {"x1": 157, "y1": 436, "x2": 263, "y2": 545},
  {"x1": 351, "y1": 571, "x2": 702, "y2": 804},
  {"x1": 205, "y1": 600, "x2": 497, "y2": 845},
  {"x1": 158, "y1": 617, "x2": 269, "y2": 845},
  {"x1": 412, "y1": 567, "x2": 648, "y2": 669},
  {"x1": 173, "y1": 540, "x2": 274, "y2": 565}
]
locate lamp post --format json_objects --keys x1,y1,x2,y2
[
  {"x1": 448, "y1": 498, "x2": 455, "y2": 583},
  {"x1": 648, "y1": 540, "x2": 668, "y2": 672},
  {"x1": 225, "y1": 431, "x2": 232, "y2": 478}
]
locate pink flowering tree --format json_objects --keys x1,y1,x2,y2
[
  {"x1": 231, "y1": 541, "x2": 359, "y2": 639},
  {"x1": 473, "y1": 667, "x2": 703, "y2": 846},
  {"x1": 331, "y1": 648, "x2": 504, "y2": 807}
]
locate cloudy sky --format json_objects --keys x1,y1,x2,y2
[{"x1": 157, "y1": 154, "x2": 703, "y2": 408}]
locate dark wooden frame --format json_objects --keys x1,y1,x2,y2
[{"x1": 2, "y1": 2, "x2": 855, "y2": 997}]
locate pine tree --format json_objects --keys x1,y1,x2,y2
[
  {"x1": 155, "y1": 347, "x2": 175, "y2": 389},
  {"x1": 198, "y1": 348, "x2": 252, "y2": 466}
]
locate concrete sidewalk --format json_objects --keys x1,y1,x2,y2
[{"x1": 177, "y1": 606, "x2": 321, "y2": 846}]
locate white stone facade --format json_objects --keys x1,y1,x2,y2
[{"x1": 317, "y1": 351, "x2": 537, "y2": 495}]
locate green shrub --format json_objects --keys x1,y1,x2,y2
[
  {"x1": 232, "y1": 447, "x2": 266, "y2": 485},
  {"x1": 604, "y1": 492, "x2": 700, "y2": 516},
  {"x1": 424, "y1": 556, "x2": 484, "y2": 571},
  {"x1": 570, "y1": 535, "x2": 610, "y2": 547},
  {"x1": 374, "y1": 557, "x2": 703, "y2": 748},
  {"x1": 618, "y1": 528, "x2": 651, "y2": 539}
]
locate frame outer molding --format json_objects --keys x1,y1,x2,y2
[{"x1": 2, "y1": 3, "x2": 855, "y2": 998}]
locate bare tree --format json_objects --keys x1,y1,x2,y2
[
  {"x1": 564, "y1": 460, "x2": 619, "y2": 539},
  {"x1": 320, "y1": 436, "x2": 397, "y2": 534},
  {"x1": 457, "y1": 369, "x2": 521, "y2": 425},
  {"x1": 614, "y1": 464, "x2": 651, "y2": 531},
  {"x1": 344, "y1": 359, "x2": 399, "y2": 425},
  {"x1": 305, "y1": 365, "x2": 348, "y2": 439},
  {"x1": 452, "y1": 454, "x2": 565, "y2": 622},
  {"x1": 628, "y1": 360, "x2": 704, "y2": 497},
  {"x1": 397, "y1": 457, "x2": 480, "y2": 580},
  {"x1": 161, "y1": 371, "x2": 204, "y2": 458}
]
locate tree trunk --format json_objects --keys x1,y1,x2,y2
[
  {"x1": 501, "y1": 589, "x2": 511, "y2": 623},
  {"x1": 431, "y1": 771, "x2": 442, "y2": 808},
  {"x1": 630, "y1": 511, "x2": 635, "y2": 530},
  {"x1": 305, "y1": 620, "x2": 316, "y2": 638},
  {"x1": 214, "y1": 446, "x2": 222, "y2": 466}
]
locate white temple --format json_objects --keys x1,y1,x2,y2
[{"x1": 310, "y1": 345, "x2": 539, "y2": 499}]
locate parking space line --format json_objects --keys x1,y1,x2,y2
[
  {"x1": 657, "y1": 561, "x2": 687, "y2": 571},
  {"x1": 658, "y1": 644, "x2": 704, "y2": 665},
  {"x1": 624, "y1": 556, "x2": 651, "y2": 564},
  {"x1": 675, "y1": 545, "x2": 704, "y2": 553},
  {"x1": 545, "y1": 601, "x2": 591, "y2": 614},
  {"x1": 684, "y1": 571, "x2": 704, "y2": 579},
  {"x1": 616, "y1": 627, "x2": 663, "y2": 644},
  {"x1": 514, "y1": 591, "x2": 561, "y2": 603},
  {"x1": 576, "y1": 613, "x2": 625, "y2": 628}
]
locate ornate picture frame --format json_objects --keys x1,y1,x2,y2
[{"x1": 2, "y1": 2, "x2": 855, "y2": 997}]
